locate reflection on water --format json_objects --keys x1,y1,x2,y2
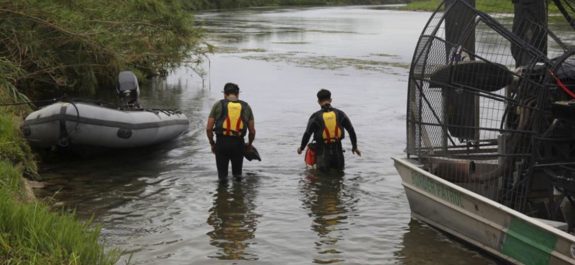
[
  {"x1": 140, "y1": 77, "x2": 185, "y2": 109},
  {"x1": 300, "y1": 170, "x2": 356, "y2": 264},
  {"x1": 207, "y1": 177, "x2": 261, "y2": 261},
  {"x1": 36, "y1": 145, "x2": 172, "y2": 218},
  {"x1": 394, "y1": 220, "x2": 496, "y2": 265}
]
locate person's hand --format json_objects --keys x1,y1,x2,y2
[
  {"x1": 352, "y1": 148, "x2": 362, "y2": 157},
  {"x1": 245, "y1": 143, "x2": 253, "y2": 151},
  {"x1": 297, "y1": 147, "x2": 303, "y2": 155},
  {"x1": 210, "y1": 143, "x2": 216, "y2": 154}
]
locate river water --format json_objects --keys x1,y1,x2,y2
[{"x1": 36, "y1": 6, "x2": 498, "y2": 265}]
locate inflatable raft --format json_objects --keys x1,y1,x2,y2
[
  {"x1": 22, "y1": 101, "x2": 189, "y2": 149},
  {"x1": 22, "y1": 71, "x2": 189, "y2": 150}
]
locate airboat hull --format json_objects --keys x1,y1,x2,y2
[
  {"x1": 22, "y1": 102, "x2": 189, "y2": 149},
  {"x1": 393, "y1": 157, "x2": 575, "y2": 265}
]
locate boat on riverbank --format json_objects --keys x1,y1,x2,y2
[
  {"x1": 394, "y1": 0, "x2": 575, "y2": 263},
  {"x1": 22, "y1": 71, "x2": 189, "y2": 150}
]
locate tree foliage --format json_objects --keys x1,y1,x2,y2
[
  {"x1": 0, "y1": 0, "x2": 400, "y2": 100},
  {"x1": 0, "y1": 0, "x2": 203, "y2": 99}
]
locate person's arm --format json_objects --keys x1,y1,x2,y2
[
  {"x1": 341, "y1": 112, "x2": 361, "y2": 156},
  {"x1": 206, "y1": 102, "x2": 220, "y2": 153},
  {"x1": 244, "y1": 104, "x2": 256, "y2": 148},
  {"x1": 297, "y1": 115, "x2": 316, "y2": 154},
  {"x1": 206, "y1": 117, "x2": 216, "y2": 153},
  {"x1": 247, "y1": 119, "x2": 255, "y2": 147}
]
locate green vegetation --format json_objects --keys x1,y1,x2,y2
[
  {"x1": 404, "y1": 0, "x2": 560, "y2": 13},
  {"x1": 0, "y1": 178, "x2": 120, "y2": 265},
  {"x1": 0, "y1": 13, "x2": 198, "y2": 263},
  {"x1": 0, "y1": 113, "x2": 36, "y2": 179},
  {"x1": 403, "y1": 0, "x2": 441, "y2": 11},
  {"x1": 0, "y1": 87, "x2": 121, "y2": 263},
  {"x1": 1, "y1": 0, "x2": 406, "y2": 100},
  {"x1": 0, "y1": 0, "x2": 203, "y2": 99},
  {"x1": 182, "y1": 0, "x2": 403, "y2": 10},
  {"x1": 404, "y1": 0, "x2": 514, "y2": 12},
  {"x1": 0, "y1": 109, "x2": 121, "y2": 264}
]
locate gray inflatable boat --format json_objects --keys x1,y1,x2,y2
[{"x1": 22, "y1": 71, "x2": 189, "y2": 149}]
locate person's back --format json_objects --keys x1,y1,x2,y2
[
  {"x1": 206, "y1": 83, "x2": 256, "y2": 183},
  {"x1": 298, "y1": 89, "x2": 360, "y2": 171}
]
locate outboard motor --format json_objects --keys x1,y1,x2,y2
[{"x1": 117, "y1": 71, "x2": 140, "y2": 108}]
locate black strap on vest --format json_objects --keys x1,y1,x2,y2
[
  {"x1": 315, "y1": 108, "x2": 343, "y2": 144},
  {"x1": 214, "y1": 99, "x2": 248, "y2": 137}
]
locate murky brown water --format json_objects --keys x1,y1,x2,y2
[{"x1": 36, "y1": 6, "x2": 498, "y2": 265}]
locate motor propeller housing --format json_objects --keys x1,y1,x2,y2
[{"x1": 116, "y1": 71, "x2": 140, "y2": 108}]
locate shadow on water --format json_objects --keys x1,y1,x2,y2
[
  {"x1": 394, "y1": 220, "x2": 497, "y2": 265},
  {"x1": 299, "y1": 169, "x2": 357, "y2": 264},
  {"x1": 36, "y1": 143, "x2": 178, "y2": 218},
  {"x1": 207, "y1": 175, "x2": 261, "y2": 261}
]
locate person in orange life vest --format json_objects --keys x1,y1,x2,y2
[
  {"x1": 206, "y1": 83, "x2": 256, "y2": 182},
  {"x1": 297, "y1": 89, "x2": 361, "y2": 171}
]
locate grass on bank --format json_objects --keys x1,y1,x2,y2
[
  {"x1": 0, "y1": 182, "x2": 120, "y2": 265},
  {"x1": 0, "y1": 112, "x2": 36, "y2": 179},
  {"x1": 0, "y1": 104, "x2": 120, "y2": 264},
  {"x1": 403, "y1": 0, "x2": 559, "y2": 13}
]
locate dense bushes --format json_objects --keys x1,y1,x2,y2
[{"x1": 0, "y1": 0, "x2": 203, "y2": 99}]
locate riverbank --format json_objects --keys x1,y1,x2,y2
[
  {"x1": 185, "y1": 0, "x2": 406, "y2": 10},
  {"x1": 403, "y1": 0, "x2": 562, "y2": 13},
  {"x1": 0, "y1": 0, "x2": 204, "y2": 263},
  {"x1": 0, "y1": 93, "x2": 120, "y2": 264},
  {"x1": 403, "y1": 0, "x2": 512, "y2": 12}
]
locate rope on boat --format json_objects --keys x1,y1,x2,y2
[{"x1": 549, "y1": 70, "x2": 575, "y2": 99}]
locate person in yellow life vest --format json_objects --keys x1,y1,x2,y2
[
  {"x1": 297, "y1": 89, "x2": 361, "y2": 171},
  {"x1": 206, "y1": 83, "x2": 256, "y2": 183}
]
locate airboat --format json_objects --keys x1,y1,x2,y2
[
  {"x1": 393, "y1": 0, "x2": 575, "y2": 264},
  {"x1": 22, "y1": 71, "x2": 189, "y2": 150}
]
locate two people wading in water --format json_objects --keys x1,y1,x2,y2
[{"x1": 206, "y1": 84, "x2": 360, "y2": 183}]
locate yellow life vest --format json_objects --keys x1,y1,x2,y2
[
  {"x1": 222, "y1": 101, "x2": 244, "y2": 136},
  {"x1": 321, "y1": 111, "x2": 341, "y2": 143}
]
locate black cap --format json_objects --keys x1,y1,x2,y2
[
  {"x1": 224, "y1": 83, "x2": 239, "y2": 95},
  {"x1": 317, "y1": 89, "x2": 331, "y2": 101}
]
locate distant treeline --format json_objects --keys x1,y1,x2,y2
[
  {"x1": 404, "y1": 0, "x2": 559, "y2": 15},
  {"x1": 183, "y1": 0, "x2": 406, "y2": 10},
  {"x1": 403, "y1": 0, "x2": 513, "y2": 12}
]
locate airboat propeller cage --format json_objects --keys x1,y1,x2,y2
[
  {"x1": 116, "y1": 71, "x2": 140, "y2": 105},
  {"x1": 406, "y1": 0, "x2": 575, "y2": 218}
]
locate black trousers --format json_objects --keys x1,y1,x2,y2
[
  {"x1": 316, "y1": 141, "x2": 344, "y2": 171},
  {"x1": 215, "y1": 135, "x2": 244, "y2": 181}
]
